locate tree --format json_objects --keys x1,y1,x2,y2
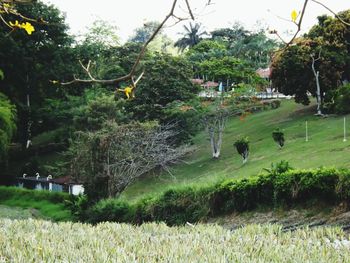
[
  {"x1": 0, "y1": 0, "x2": 76, "y2": 145},
  {"x1": 234, "y1": 137, "x2": 249, "y2": 164},
  {"x1": 175, "y1": 22, "x2": 207, "y2": 52},
  {"x1": 129, "y1": 21, "x2": 161, "y2": 44},
  {"x1": 272, "y1": 129, "x2": 285, "y2": 149},
  {"x1": 198, "y1": 56, "x2": 260, "y2": 85},
  {"x1": 68, "y1": 121, "x2": 192, "y2": 200},
  {"x1": 271, "y1": 10, "x2": 350, "y2": 107},
  {"x1": 126, "y1": 53, "x2": 199, "y2": 121},
  {"x1": 203, "y1": 107, "x2": 229, "y2": 159}
]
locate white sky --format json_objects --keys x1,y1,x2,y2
[{"x1": 42, "y1": 0, "x2": 349, "y2": 42}]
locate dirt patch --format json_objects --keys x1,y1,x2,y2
[{"x1": 207, "y1": 203, "x2": 350, "y2": 233}]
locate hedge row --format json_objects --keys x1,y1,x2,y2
[{"x1": 85, "y1": 167, "x2": 350, "y2": 225}]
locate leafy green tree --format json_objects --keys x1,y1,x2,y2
[
  {"x1": 271, "y1": 10, "x2": 350, "y2": 106},
  {"x1": 331, "y1": 84, "x2": 350, "y2": 114},
  {"x1": 211, "y1": 24, "x2": 278, "y2": 68},
  {"x1": 272, "y1": 128, "x2": 285, "y2": 148},
  {"x1": 234, "y1": 137, "x2": 249, "y2": 164},
  {"x1": 198, "y1": 56, "x2": 260, "y2": 85},
  {"x1": 126, "y1": 53, "x2": 199, "y2": 120},
  {"x1": 0, "y1": 1, "x2": 76, "y2": 144}
]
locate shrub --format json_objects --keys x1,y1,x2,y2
[
  {"x1": 83, "y1": 167, "x2": 350, "y2": 225},
  {"x1": 264, "y1": 160, "x2": 293, "y2": 176},
  {"x1": 272, "y1": 129, "x2": 285, "y2": 148},
  {"x1": 234, "y1": 137, "x2": 249, "y2": 164},
  {"x1": 87, "y1": 198, "x2": 133, "y2": 224},
  {"x1": 270, "y1": 100, "x2": 281, "y2": 109},
  {"x1": 335, "y1": 84, "x2": 350, "y2": 114}
]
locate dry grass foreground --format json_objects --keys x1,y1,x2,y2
[{"x1": 0, "y1": 219, "x2": 350, "y2": 262}]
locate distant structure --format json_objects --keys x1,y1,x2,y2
[
  {"x1": 256, "y1": 67, "x2": 271, "y2": 80},
  {"x1": 16, "y1": 175, "x2": 84, "y2": 195}
]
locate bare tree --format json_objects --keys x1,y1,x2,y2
[
  {"x1": 310, "y1": 50, "x2": 322, "y2": 115},
  {"x1": 69, "y1": 121, "x2": 193, "y2": 198},
  {"x1": 203, "y1": 108, "x2": 229, "y2": 159}
]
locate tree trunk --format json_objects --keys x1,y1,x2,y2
[{"x1": 311, "y1": 53, "x2": 322, "y2": 116}]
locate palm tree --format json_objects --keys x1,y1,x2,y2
[{"x1": 175, "y1": 22, "x2": 207, "y2": 52}]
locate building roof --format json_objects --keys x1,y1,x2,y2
[
  {"x1": 18, "y1": 176, "x2": 83, "y2": 185},
  {"x1": 202, "y1": 81, "x2": 219, "y2": 88},
  {"x1": 191, "y1": 78, "x2": 204, "y2": 85},
  {"x1": 256, "y1": 68, "x2": 271, "y2": 79}
]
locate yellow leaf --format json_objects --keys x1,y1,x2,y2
[{"x1": 291, "y1": 10, "x2": 298, "y2": 23}]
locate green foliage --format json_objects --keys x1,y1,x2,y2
[
  {"x1": 271, "y1": 10, "x2": 350, "y2": 106},
  {"x1": 334, "y1": 84, "x2": 350, "y2": 114},
  {"x1": 0, "y1": 93, "x2": 16, "y2": 162},
  {"x1": 0, "y1": 0, "x2": 76, "y2": 143},
  {"x1": 264, "y1": 160, "x2": 293, "y2": 177},
  {"x1": 83, "y1": 167, "x2": 350, "y2": 225},
  {"x1": 87, "y1": 198, "x2": 132, "y2": 224},
  {"x1": 272, "y1": 128, "x2": 285, "y2": 148},
  {"x1": 210, "y1": 24, "x2": 278, "y2": 68},
  {"x1": 73, "y1": 94, "x2": 129, "y2": 131},
  {"x1": 270, "y1": 100, "x2": 281, "y2": 109},
  {"x1": 0, "y1": 186, "x2": 73, "y2": 221},
  {"x1": 197, "y1": 56, "x2": 259, "y2": 84},
  {"x1": 233, "y1": 137, "x2": 249, "y2": 163},
  {"x1": 163, "y1": 99, "x2": 204, "y2": 144},
  {"x1": 127, "y1": 54, "x2": 198, "y2": 120}
]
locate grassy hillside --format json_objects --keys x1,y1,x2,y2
[
  {"x1": 1, "y1": 219, "x2": 349, "y2": 262},
  {"x1": 122, "y1": 100, "x2": 350, "y2": 201}
]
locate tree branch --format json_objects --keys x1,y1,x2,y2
[
  {"x1": 311, "y1": 0, "x2": 350, "y2": 26},
  {"x1": 61, "y1": 0, "x2": 196, "y2": 87}
]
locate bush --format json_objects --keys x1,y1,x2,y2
[
  {"x1": 83, "y1": 167, "x2": 350, "y2": 225},
  {"x1": 87, "y1": 198, "x2": 133, "y2": 224},
  {"x1": 270, "y1": 100, "x2": 281, "y2": 109},
  {"x1": 272, "y1": 129, "x2": 285, "y2": 148},
  {"x1": 234, "y1": 137, "x2": 249, "y2": 163},
  {"x1": 334, "y1": 84, "x2": 350, "y2": 114}
]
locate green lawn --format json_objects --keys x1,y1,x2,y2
[{"x1": 121, "y1": 100, "x2": 350, "y2": 201}]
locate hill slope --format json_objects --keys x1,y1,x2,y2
[{"x1": 122, "y1": 100, "x2": 350, "y2": 201}]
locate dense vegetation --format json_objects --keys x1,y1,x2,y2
[
  {"x1": 80, "y1": 167, "x2": 350, "y2": 225},
  {"x1": 271, "y1": 10, "x2": 350, "y2": 112},
  {"x1": 0, "y1": 1, "x2": 349, "y2": 233}
]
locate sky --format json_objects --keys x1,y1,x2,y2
[{"x1": 42, "y1": 0, "x2": 349, "y2": 43}]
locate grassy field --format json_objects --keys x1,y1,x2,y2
[
  {"x1": 0, "y1": 187, "x2": 73, "y2": 221},
  {"x1": 0, "y1": 219, "x2": 349, "y2": 262},
  {"x1": 122, "y1": 100, "x2": 350, "y2": 201},
  {"x1": 0, "y1": 205, "x2": 45, "y2": 220}
]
